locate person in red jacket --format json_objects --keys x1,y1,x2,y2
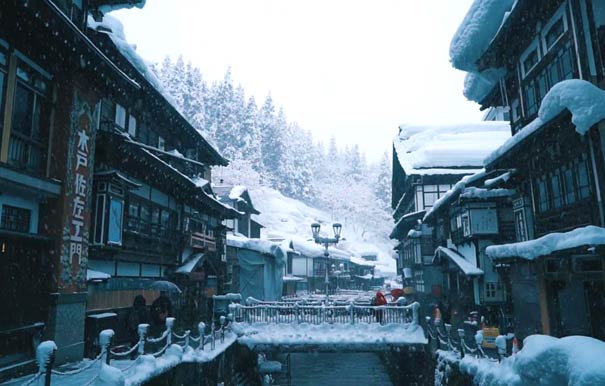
[{"x1": 374, "y1": 291, "x2": 388, "y2": 323}]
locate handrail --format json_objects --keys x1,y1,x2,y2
[{"x1": 23, "y1": 315, "x2": 232, "y2": 385}]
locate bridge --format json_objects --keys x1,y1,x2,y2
[{"x1": 228, "y1": 300, "x2": 427, "y2": 352}]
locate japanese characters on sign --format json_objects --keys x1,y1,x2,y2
[{"x1": 70, "y1": 126, "x2": 90, "y2": 264}]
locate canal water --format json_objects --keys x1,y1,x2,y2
[{"x1": 289, "y1": 352, "x2": 394, "y2": 386}]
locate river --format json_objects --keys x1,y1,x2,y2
[{"x1": 288, "y1": 352, "x2": 394, "y2": 386}]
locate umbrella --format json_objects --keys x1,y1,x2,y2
[{"x1": 150, "y1": 280, "x2": 182, "y2": 294}]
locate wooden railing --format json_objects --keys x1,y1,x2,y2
[{"x1": 228, "y1": 301, "x2": 420, "y2": 326}]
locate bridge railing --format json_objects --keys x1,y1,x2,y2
[{"x1": 229, "y1": 302, "x2": 420, "y2": 326}]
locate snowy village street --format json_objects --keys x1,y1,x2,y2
[{"x1": 2, "y1": 0, "x2": 605, "y2": 386}]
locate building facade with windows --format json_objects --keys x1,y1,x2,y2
[
  {"x1": 0, "y1": 0, "x2": 237, "y2": 379},
  {"x1": 390, "y1": 122, "x2": 511, "y2": 303},
  {"x1": 452, "y1": 0, "x2": 605, "y2": 340}
]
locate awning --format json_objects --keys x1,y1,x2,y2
[
  {"x1": 433, "y1": 246, "x2": 484, "y2": 276},
  {"x1": 283, "y1": 275, "x2": 305, "y2": 282},
  {"x1": 176, "y1": 253, "x2": 206, "y2": 274},
  {"x1": 390, "y1": 210, "x2": 425, "y2": 239},
  {"x1": 87, "y1": 269, "x2": 111, "y2": 281}
]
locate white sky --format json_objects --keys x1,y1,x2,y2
[{"x1": 114, "y1": 0, "x2": 484, "y2": 162}]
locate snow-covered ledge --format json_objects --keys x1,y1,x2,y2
[
  {"x1": 486, "y1": 225, "x2": 605, "y2": 261},
  {"x1": 485, "y1": 79, "x2": 605, "y2": 166}
]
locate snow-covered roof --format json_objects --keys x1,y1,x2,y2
[
  {"x1": 486, "y1": 225, "x2": 605, "y2": 261},
  {"x1": 282, "y1": 275, "x2": 305, "y2": 282},
  {"x1": 349, "y1": 256, "x2": 375, "y2": 268},
  {"x1": 423, "y1": 170, "x2": 487, "y2": 222},
  {"x1": 176, "y1": 253, "x2": 205, "y2": 274},
  {"x1": 484, "y1": 170, "x2": 514, "y2": 188},
  {"x1": 229, "y1": 185, "x2": 248, "y2": 200},
  {"x1": 95, "y1": 0, "x2": 146, "y2": 15},
  {"x1": 289, "y1": 237, "x2": 351, "y2": 260},
  {"x1": 394, "y1": 122, "x2": 510, "y2": 176},
  {"x1": 87, "y1": 269, "x2": 111, "y2": 281},
  {"x1": 463, "y1": 68, "x2": 505, "y2": 103},
  {"x1": 434, "y1": 246, "x2": 484, "y2": 276},
  {"x1": 227, "y1": 234, "x2": 287, "y2": 264},
  {"x1": 449, "y1": 0, "x2": 517, "y2": 72},
  {"x1": 459, "y1": 187, "x2": 515, "y2": 200},
  {"x1": 485, "y1": 79, "x2": 605, "y2": 166}
]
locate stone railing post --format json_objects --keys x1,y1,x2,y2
[
  {"x1": 294, "y1": 303, "x2": 300, "y2": 324},
  {"x1": 184, "y1": 330, "x2": 191, "y2": 348},
  {"x1": 349, "y1": 304, "x2": 355, "y2": 325},
  {"x1": 457, "y1": 328, "x2": 466, "y2": 358},
  {"x1": 411, "y1": 302, "x2": 420, "y2": 325},
  {"x1": 99, "y1": 329, "x2": 114, "y2": 365},
  {"x1": 445, "y1": 324, "x2": 453, "y2": 351},
  {"x1": 165, "y1": 317, "x2": 175, "y2": 346},
  {"x1": 137, "y1": 323, "x2": 149, "y2": 356},
  {"x1": 220, "y1": 316, "x2": 226, "y2": 343},
  {"x1": 36, "y1": 341, "x2": 57, "y2": 386},
  {"x1": 198, "y1": 322, "x2": 206, "y2": 351},
  {"x1": 211, "y1": 323, "x2": 216, "y2": 350}
]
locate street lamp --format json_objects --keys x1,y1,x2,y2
[{"x1": 310, "y1": 222, "x2": 342, "y2": 302}]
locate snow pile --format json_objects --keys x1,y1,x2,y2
[
  {"x1": 463, "y1": 68, "x2": 505, "y2": 103},
  {"x1": 449, "y1": 0, "x2": 516, "y2": 72},
  {"x1": 458, "y1": 335, "x2": 605, "y2": 386},
  {"x1": 227, "y1": 234, "x2": 287, "y2": 264},
  {"x1": 233, "y1": 322, "x2": 427, "y2": 349},
  {"x1": 249, "y1": 187, "x2": 395, "y2": 272},
  {"x1": 394, "y1": 123, "x2": 510, "y2": 175},
  {"x1": 95, "y1": 363, "x2": 126, "y2": 386},
  {"x1": 460, "y1": 187, "x2": 515, "y2": 199},
  {"x1": 486, "y1": 225, "x2": 605, "y2": 261},
  {"x1": 486, "y1": 80, "x2": 605, "y2": 165},
  {"x1": 97, "y1": 1, "x2": 146, "y2": 15},
  {"x1": 87, "y1": 15, "x2": 169, "y2": 103},
  {"x1": 87, "y1": 269, "x2": 111, "y2": 281}
]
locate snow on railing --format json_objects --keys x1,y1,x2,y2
[
  {"x1": 20, "y1": 315, "x2": 232, "y2": 386},
  {"x1": 229, "y1": 301, "x2": 420, "y2": 326},
  {"x1": 425, "y1": 317, "x2": 488, "y2": 359}
]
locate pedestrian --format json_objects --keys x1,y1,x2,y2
[
  {"x1": 126, "y1": 295, "x2": 149, "y2": 358},
  {"x1": 375, "y1": 291, "x2": 387, "y2": 323},
  {"x1": 151, "y1": 291, "x2": 173, "y2": 334}
]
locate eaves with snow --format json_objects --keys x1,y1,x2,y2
[
  {"x1": 393, "y1": 122, "x2": 511, "y2": 176},
  {"x1": 449, "y1": 0, "x2": 517, "y2": 103}
]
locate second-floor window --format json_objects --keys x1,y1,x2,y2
[
  {"x1": 534, "y1": 154, "x2": 592, "y2": 213},
  {"x1": 0, "y1": 204, "x2": 31, "y2": 233},
  {"x1": 9, "y1": 58, "x2": 51, "y2": 175}
]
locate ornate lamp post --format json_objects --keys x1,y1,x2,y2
[{"x1": 311, "y1": 222, "x2": 342, "y2": 302}]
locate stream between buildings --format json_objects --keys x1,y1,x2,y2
[{"x1": 287, "y1": 352, "x2": 394, "y2": 386}]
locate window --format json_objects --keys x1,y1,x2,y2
[
  {"x1": 520, "y1": 39, "x2": 540, "y2": 78},
  {"x1": 115, "y1": 104, "x2": 126, "y2": 130},
  {"x1": 542, "y1": 5, "x2": 568, "y2": 53},
  {"x1": 550, "y1": 171, "x2": 562, "y2": 209},
  {"x1": 128, "y1": 115, "x2": 137, "y2": 137},
  {"x1": 514, "y1": 209, "x2": 528, "y2": 242},
  {"x1": 485, "y1": 282, "x2": 502, "y2": 300},
  {"x1": 9, "y1": 60, "x2": 51, "y2": 174},
  {"x1": 158, "y1": 136, "x2": 165, "y2": 151},
  {"x1": 0, "y1": 45, "x2": 7, "y2": 134},
  {"x1": 524, "y1": 81, "x2": 538, "y2": 117},
  {"x1": 107, "y1": 198, "x2": 124, "y2": 245},
  {"x1": 576, "y1": 157, "x2": 591, "y2": 199},
  {"x1": 511, "y1": 99, "x2": 521, "y2": 123},
  {"x1": 562, "y1": 166, "x2": 576, "y2": 205},
  {"x1": 0, "y1": 205, "x2": 31, "y2": 233},
  {"x1": 537, "y1": 177, "x2": 549, "y2": 213}
]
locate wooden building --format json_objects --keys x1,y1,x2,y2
[
  {"x1": 454, "y1": 0, "x2": 605, "y2": 340},
  {"x1": 0, "y1": 0, "x2": 238, "y2": 379}
]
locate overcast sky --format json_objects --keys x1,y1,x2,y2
[{"x1": 114, "y1": 0, "x2": 483, "y2": 162}]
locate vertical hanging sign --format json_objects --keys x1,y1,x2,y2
[{"x1": 60, "y1": 90, "x2": 97, "y2": 291}]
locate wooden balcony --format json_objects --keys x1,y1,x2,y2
[{"x1": 189, "y1": 232, "x2": 216, "y2": 251}]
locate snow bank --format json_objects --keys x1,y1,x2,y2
[
  {"x1": 394, "y1": 123, "x2": 510, "y2": 175},
  {"x1": 458, "y1": 335, "x2": 605, "y2": 386},
  {"x1": 227, "y1": 234, "x2": 287, "y2": 264},
  {"x1": 485, "y1": 80, "x2": 605, "y2": 165},
  {"x1": 486, "y1": 225, "x2": 605, "y2": 261},
  {"x1": 450, "y1": 0, "x2": 516, "y2": 72},
  {"x1": 233, "y1": 322, "x2": 427, "y2": 349}
]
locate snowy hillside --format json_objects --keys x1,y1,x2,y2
[{"x1": 248, "y1": 187, "x2": 396, "y2": 273}]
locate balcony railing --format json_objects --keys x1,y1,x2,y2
[
  {"x1": 7, "y1": 133, "x2": 46, "y2": 175},
  {"x1": 123, "y1": 217, "x2": 180, "y2": 246},
  {"x1": 189, "y1": 231, "x2": 216, "y2": 251}
]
